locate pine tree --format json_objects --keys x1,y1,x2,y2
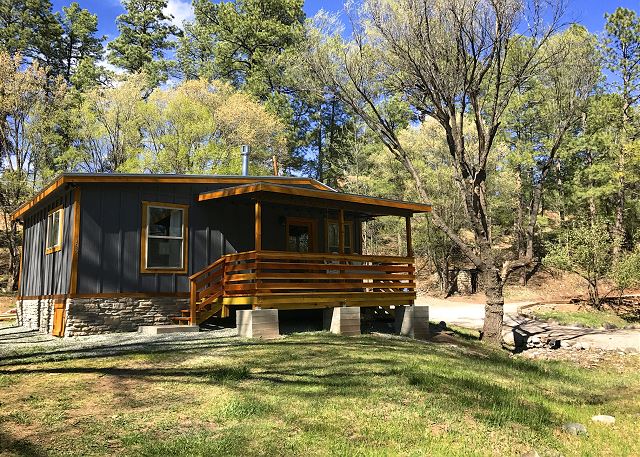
[
  {"x1": 56, "y1": 2, "x2": 105, "y2": 87},
  {"x1": 107, "y1": 0, "x2": 179, "y2": 86}
]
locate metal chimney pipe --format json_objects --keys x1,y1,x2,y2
[{"x1": 241, "y1": 145, "x2": 250, "y2": 176}]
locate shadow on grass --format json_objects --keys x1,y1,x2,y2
[
  {"x1": 0, "y1": 331, "x2": 595, "y2": 435},
  {"x1": 0, "y1": 430, "x2": 48, "y2": 457}
]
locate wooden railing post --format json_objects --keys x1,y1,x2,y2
[
  {"x1": 405, "y1": 216, "x2": 413, "y2": 257},
  {"x1": 338, "y1": 209, "x2": 345, "y2": 255},
  {"x1": 189, "y1": 280, "x2": 197, "y2": 325},
  {"x1": 255, "y1": 200, "x2": 262, "y2": 251}
]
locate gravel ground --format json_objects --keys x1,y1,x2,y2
[{"x1": 0, "y1": 325, "x2": 238, "y2": 360}]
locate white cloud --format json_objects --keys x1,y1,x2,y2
[{"x1": 164, "y1": 0, "x2": 195, "y2": 28}]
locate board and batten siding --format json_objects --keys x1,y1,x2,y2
[
  {"x1": 19, "y1": 188, "x2": 75, "y2": 297},
  {"x1": 75, "y1": 183, "x2": 257, "y2": 295}
]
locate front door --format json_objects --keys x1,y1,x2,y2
[{"x1": 286, "y1": 218, "x2": 315, "y2": 252}]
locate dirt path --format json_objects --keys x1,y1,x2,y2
[{"x1": 416, "y1": 294, "x2": 640, "y2": 352}]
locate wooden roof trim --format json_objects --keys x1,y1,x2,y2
[
  {"x1": 197, "y1": 182, "x2": 433, "y2": 214},
  {"x1": 11, "y1": 174, "x2": 334, "y2": 220}
]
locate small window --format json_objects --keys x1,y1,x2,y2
[
  {"x1": 286, "y1": 218, "x2": 314, "y2": 253},
  {"x1": 327, "y1": 220, "x2": 352, "y2": 254},
  {"x1": 46, "y1": 206, "x2": 64, "y2": 254},
  {"x1": 141, "y1": 202, "x2": 188, "y2": 273}
]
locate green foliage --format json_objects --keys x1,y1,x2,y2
[
  {"x1": 543, "y1": 221, "x2": 613, "y2": 306},
  {"x1": 610, "y1": 247, "x2": 640, "y2": 294},
  {"x1": 190, "y1": 0, "x2": 305, "y2": 97},
  {"x1": 107, "y1": 0, "x2": 179, "y2": 86},
  {"x1": 57, "y1": 2, "x2": 105, "y2": 87}
]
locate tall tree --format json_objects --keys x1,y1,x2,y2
[
  {"x1": 56, "y1": 2, "x2": 105, "y2": 87},
  {"x1": 107, "y1": 0, "x2": 179, "y2": 86},
  {"x1": 189, "y1": 0, "x2": 305, "y2": 97},
  {"x1": 602, "y1": 7, "x2": 640, "y2": 258},
  {"x1": 302, "y1": 0, "x2": 601, "y2": 344},
  {"x1": 0, "y1": 52, "x2": 66, "y2": 290},
  {"x1": 0, "y1": 0, "x2": 62, "y2": 68}
]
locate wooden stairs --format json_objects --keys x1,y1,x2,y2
[{"x1": 174, "y1": 256, "x2": 227, "y2": 325}]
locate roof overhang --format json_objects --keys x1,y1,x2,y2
[
  {"x1": 198, "y1": 182, "x2": 432, "y2": 216},
  {"x1": 11, "y1": 173, "x2": 335, "y2": 221}
]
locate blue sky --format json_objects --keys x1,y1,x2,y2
[{"x1": 51, "y1": 0, "x2": 639, "y2": 43}]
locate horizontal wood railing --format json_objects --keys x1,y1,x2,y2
[{"x1": 189, "y1": 250, "x2": 415, "y2": 323}]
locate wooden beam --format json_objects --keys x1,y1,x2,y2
[
  {"x1": 338, "y1": 209, "x2": 345, "y2": 254},
  {"x1": 255, "y1": 200, "x2": 262, "y2": 251},
  {"x1": 198, "y1": 182, "x2": 432, "y2": 215},
  {"x1": 69, "y1": 188, "x2": 81, "y2": 294},
  {"x1": 405, "y1": 216, "x2": 414, "y2": 257}
]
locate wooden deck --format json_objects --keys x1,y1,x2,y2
[{"x1": 177, "y1": 250, "x2": 416, "y2": 325}]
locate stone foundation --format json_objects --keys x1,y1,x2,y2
[
  {"x1": 16, "y1": 298, "x2": 55, "y2": 333},
  {"x1": 65, "y1": 297, "x2": 188, "y2": 336},
  {"x1": 16, "y1": 296, "x2": 187, "y2": 337}
]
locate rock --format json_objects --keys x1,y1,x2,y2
[
  {"x1": 438, "y1": 321, "x2": 447, "y2": 330},
  {"x1": 562, "y1": 422, "x2": 587, "y2": 435},
  {"x1": 591, "y1": 415, "x2": 615, "y2": 425},
  {"x1": 521, "y1": 451, "x2": 540, "y2": 457},
  {"x1": 603, "y1": 322, "x2": 617, "y2": 330}
]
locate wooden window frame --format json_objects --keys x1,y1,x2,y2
[
  {"x1": 285, "y1": 217, "x2": 316, "y2": 253},
  {"x1": 45, "y1": 206, "x2": 64, "y2": 255},
  {"x1": 326, "y1": 219, "x2": 354, "y2": 254},
  {"x1": 141, "y1": 201, "x2": 189, "y2": 274}
]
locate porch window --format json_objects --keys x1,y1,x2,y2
[
  {"x1": 327, "y1": 220, "x2": 352, "y2": 254},
  {"x1": 286, "y1": 218, "x2": 314, "y2": 252},
  {"x1": 45, "y1": 206, "x2": 64, "y2": 254},
  {"x1": 141, "y1": 202, "x2": 188, "y2": 273}
]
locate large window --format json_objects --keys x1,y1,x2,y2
[
  {"x1": 327, "y1": 220, "x2": 353, "y2": 254},
  {"x1": 141, "y1": 202, "x2": 188, "y2": 273},
  {"x1": 46, "y1": 206, "x2": 64, "y2": 254}
]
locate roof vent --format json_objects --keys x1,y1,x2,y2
[{"x1": 241, "y1": 145, "x2": 250, "y2": 176}]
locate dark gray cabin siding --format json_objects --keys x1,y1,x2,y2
[
  {"x1": 75, "y1": 182, "x2": 363, "y2": 295},
  {"x1": 19, "y1": 188, "x2": 74, "y2": 297},
  {"x1": 76, "y1": 183, "x2": 258, "y2": 294}
]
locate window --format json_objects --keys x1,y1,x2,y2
[
  {"x1": 286, "y1": 218, "x2": 314, "y2": 253},
  {"x1": 141, "y1": 202, "x2": 188, "y2": 273},
  {"x1": 46, "y1": 206, "x2": 64, "y2": 254},
  {"x1": 327, "y1": 220, "x2": 353, "y2": 254}
]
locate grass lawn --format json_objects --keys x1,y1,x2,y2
[
  {"x1": 0, "y1": 332, "x2": 639, "y2": 457},
  {"x1": 528, "y1": 309, "x2": 630, "y2": 329}
]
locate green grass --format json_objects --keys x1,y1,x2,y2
[
  {"x1": 528, "y1": 309, "x2": 630, "y2": 328},
  {"x1": 0, "y1": 332, "x2": 638, "y2": 456}
]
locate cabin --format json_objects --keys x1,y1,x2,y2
[{"x1": 11, "y1": 172, "x2": 432, "y2": 338}]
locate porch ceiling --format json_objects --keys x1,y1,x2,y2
[{"x1": 197, "y1": 182, "x2": 432, "y2": 217}]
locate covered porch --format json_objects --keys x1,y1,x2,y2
[{"x1": 181, "y1": 182, "x2": 432, "y2": 325}]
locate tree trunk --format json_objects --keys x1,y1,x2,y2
[{"x1": 482, "y1": 266, "x2": 504, "y2": 344}]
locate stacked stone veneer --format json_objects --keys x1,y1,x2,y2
[
  {"x1": 16, "y1": 298, "x2": 55, "y2": 333},
  {"x1": 17, "y1": 297, "x2": 187, "y2": 337}
]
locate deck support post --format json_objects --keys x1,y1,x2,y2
[
  {"x1": 189, "y1": 281, "x2": 197, "y2": 325},
  {"x1": 405, "y1": 216, "x2": 413, "y2": 257},
  {"x1": 395, "y1": 305, "x2": 429, "y2": 339},
  {"x1": 237, "y1": 309, "x2": 279, "y2": 339},
  {"x1": 255, "y1": 200, "x2": 262, "y2": 251},
  {"x1": 324, "y1": 306, "x2": 361, "y2": 336}
]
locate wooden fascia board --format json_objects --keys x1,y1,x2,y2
[
  {"x1": 11, "y1": 175, "x2": 333, "y2": 220},
  {"x1": 197, "y1": 183, "x2": 433, "y2": 215}
]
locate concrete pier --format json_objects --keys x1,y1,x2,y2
[
  {"x1": 324, "y1": 307, "x2": 361, "y2": 336},
  {"x1": 395, "y1": 305, "x2": 430, "y2": 339},
  {"x1": 237, "y1": 309, "x2": 280, "y2": 339}
]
